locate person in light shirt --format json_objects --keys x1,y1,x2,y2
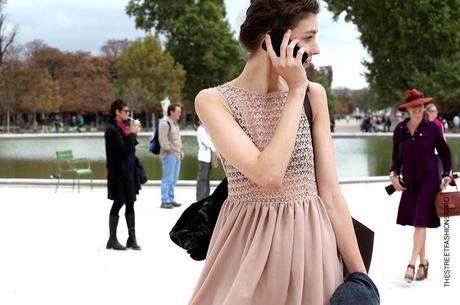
[
  {"x1": 425, "y1": 103, "x2": 444, "y2": 135},
  {"x1": 196, "y1": 120, "x2": 216, "y2": 201}
]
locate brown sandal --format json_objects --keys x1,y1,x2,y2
[
  {"x1": 404, "y1": 264, "x2": 415, "y2": 282},
  {"x1": 416, "y1": 260, "x2": 429, "y2": 281}
]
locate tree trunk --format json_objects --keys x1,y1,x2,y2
[
  {"x1": 180, "y1": 105, "x2": 186, "y2": 128},
  {"x1": 33, "y1": 112, "x2": 36, "y2": 132},
  {"x1": 144, "y1": 112, "x2": 149, "y2": 128},
  {"x1": 7, "y1": 109, "x2": 10, "y2": 133}
]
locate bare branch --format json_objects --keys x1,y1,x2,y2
[
  {"x1": 0, "y1": 0, "x2": 17, "y2": 67},
  {"x1": 100, "y1": 39, "x2": 131, "y2": 58}
]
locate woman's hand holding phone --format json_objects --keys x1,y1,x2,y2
[
  {"x1": 391, "y1": 175, "x2": 406, "y2": 192},
  {"x1": 264, "y1": 30, "x2": 308, "y2": 91}
]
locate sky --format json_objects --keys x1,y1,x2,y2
[{"x1": 4, "y1": 0, "x2": 370, "y2": 89}]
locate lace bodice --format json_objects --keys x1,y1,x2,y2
[{"x1": 215, "y1": 83, "x2": 318, "y2": 204}]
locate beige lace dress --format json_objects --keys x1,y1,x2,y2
[{"x1": 189, "y1": 83, "x2": 343, "y2": 305}]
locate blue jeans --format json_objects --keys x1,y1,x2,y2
[
  {"x1": 330, "y1": 272, "x2": 380, "y2": 305},
  {"x1": 161, "y1": 154, "x2": 181, "y2": 203}
]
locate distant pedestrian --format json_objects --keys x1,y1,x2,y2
[
  {"x1": 105, "y1": 99, "x2": 142, "y2": 250},
  {"x1": 425, "y1": 103, "x2": 444, "y2": 135},
  {"x1": 196, "y1": 120, "x2": 216, "y2": 201},
  {"x1": 77, "y1": 114, "x2": 85, "y2": 132},
  {"x1": 443, "y1": 118, "x2": 449, "y2": 131},
  {"x1": 32, "y1": 119, "x2": 38, "y2": 133},
  {"x1": 453, "y1": 115, "x2": 460, "y2": 130},
  {"x1": 70, "y1": 115, "x2": 77, "y2": 127},
  {"x1": 53, "y1": 115, "x2": 62, "y2": 133},
  {"x1": 330, "y1": 115, "x2": 336, "y2": 133},
  {"x1": 390, "y1": 89, "x2": 453, "y2": 282},
  {"x1": 159, "y1": 104, "x2": 184, "y2": 209}
]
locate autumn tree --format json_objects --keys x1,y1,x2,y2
[
  {"x1": 1, "y1": 43, "x2": 61, "y2": 127},
  {"x1": 116, "y1": 35, "x2": 185, "y2": 116},
  {"x1": 334, "y1": 88, "x2": 370, "y2": 115},
  {"x1": 0, "y1": 0, "x2": 18, "y2": 130},
  {"x1": 0, "y1": 56, "x2": 22, "y2": 129},
  {"x1": 18, "y1": 68, "x2": 62, "y2": 114},
  {"x1": 27, "y1": 47, "x2": 113, "y2": 113},
  {"x1": 23, "y1": 39, "x2": 48, "y2": 58},
  {"x1": 100, "y1": 39, "x2": 132, "y2": 82},
  {"x1": 101, "y1": 39, "x2": 131, "y2": 58}
]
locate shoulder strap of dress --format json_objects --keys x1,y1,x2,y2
[{"x1": 212, "y1": 85, "x2": 234, "y2": 116}]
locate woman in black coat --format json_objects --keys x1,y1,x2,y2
[{"x1": 105, "y1": 99, "x2": 142, "y2": 250}]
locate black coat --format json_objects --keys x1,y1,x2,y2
[{"x1": 105, "y1": 120, "x2": 141, "y2": 202}]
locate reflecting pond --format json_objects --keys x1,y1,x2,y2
[{"x1": 1, "y1": 136, "x2": 460, "y2": 179}]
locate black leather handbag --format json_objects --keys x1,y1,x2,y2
[
  {"x1": 135, "y1": 157, "x2": 148, "y2": 185},
  {"x1": 169, "y1": 178, "x2": 228, "y2": 260}
]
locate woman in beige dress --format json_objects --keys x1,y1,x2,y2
[{"x1": 190, "y1": 1, "x2": 366, "y2": 304}]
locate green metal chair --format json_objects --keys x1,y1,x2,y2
[{"x1": 55, "y1": 150, "x2": 93, "y2": 193}]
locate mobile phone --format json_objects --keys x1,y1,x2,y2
[
  {"x1": 261, "y1": 29, "x2": 309, "y2": 64},
  {"x1": 384, "y1": 179, "x2": 406, "y2": 196}
]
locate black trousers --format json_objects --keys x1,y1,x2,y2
[{"x1": 196, "y1": 161, "x2": 211, "y2": 201}]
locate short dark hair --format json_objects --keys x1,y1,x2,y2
[
  {"x1": 239, "y1": 0, "x2": 320, "y2": 53},
  {"x1": 167, "y1": 104, "x2": 182, "y2": 116},
  {"x1": 109, "y1": 99, "x2": 127, "y2": 121}
]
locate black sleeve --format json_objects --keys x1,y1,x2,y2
[
  {"x1": 433, "y1": 125, "x2": 452, "y2": 177},
  {"x1": 390, "y1": 126, "x2": 402, "y2": 174}
]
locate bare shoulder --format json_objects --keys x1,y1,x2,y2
[
  {"x1": 308, "y1": 82, "x2": 328, "y2": 119},
  {"x1": 195, "y1": 88, "x2": 231, "y2": 116},
  {"x1": 308, "y1": 82, "x2": 327, "y2": 102},
  {"x1": 195, "y1": 88, "x2": 221, "y2": 102}
]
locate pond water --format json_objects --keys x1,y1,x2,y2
[{"x1": 1, "y1": 136, "x2": 459, "y2": 179}]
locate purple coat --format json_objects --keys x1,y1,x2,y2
[{"x1": 391, "y1": 118, "x2": 452, "y2": 228}]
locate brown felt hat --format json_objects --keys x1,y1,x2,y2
[{"x1": 398, "y1": 88, "x2": 433, "y2": 111}]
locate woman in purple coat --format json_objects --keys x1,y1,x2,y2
[{"x1": 390, "y1": 89, "x2": 453, "y2": 282}]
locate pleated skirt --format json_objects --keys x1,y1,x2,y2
[{"x1": 189, "y1": 195, "x2": 343, "y2": 305}]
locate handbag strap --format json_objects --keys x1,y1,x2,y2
[
  {"x1": 440, "y1": 177, "x2": 458, "y2": 192},
  {"x1": 303, "y1": 88, "x2": 313, "y2": 133},
  {"x1": 304, "y1": 89, "x2": 375, "y2": 275}
]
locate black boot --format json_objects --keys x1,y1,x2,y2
[
  {"x1": 125, "y1": 213, "x2": 141, "y2": 250},
  {"x1": 106, "y1": 215, "x2": 126, "y2": 250}
]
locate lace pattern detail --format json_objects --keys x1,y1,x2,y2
[{"x1": 215, "y1": 83, "x2": 318, "y2": 205}]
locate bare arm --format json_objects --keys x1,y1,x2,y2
[
  {"x1": 309, "y1": 82, "x2": 367, "y2": 274},
  {"x1": 195, "y1": 87, "x2": 305, "y2": 189}
]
